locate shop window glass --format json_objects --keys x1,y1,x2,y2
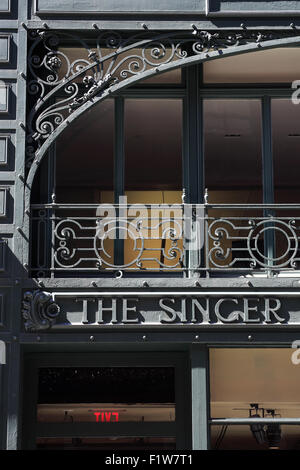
[
  {"x1": 211, "y1": 425, "x2": 300, "y2": 451},
  {"x1": 210, "y1": 348, "x2": 300, "y2": 449},
  {"x1": 37, "y1": 367, "x2": 175, "y2": 424},
  {"x1": 36, "y1": 437, "x2": 176, "y2": 450}
]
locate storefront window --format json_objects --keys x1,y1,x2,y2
[
  {"x1": 36, "y1": 437, "x2": 176, "y2": 450},
  {"x1": 35, "y1": 366, "x2": 176, "y2": 450},
  {"x1": 209, "y1": 348, "x2": 300, "y2": 450}
]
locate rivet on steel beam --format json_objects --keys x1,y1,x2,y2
[
  {"x1": 248, "y1": 335, "x2": 253, "y2": 341},
  {"x1": 91, "y1": 281, "x2": 97, "y2": 287},
  {"x1": 42, "y1": 22, "x2": 49, "y2": 29},
  {"x1": 38, "y1": 280, "x2": 44, "y2": 287},
  {"x1": 194, "y1": 281, "x2": 200, "y2": 287},
  {"x1": 23, "y1": 263, "x2": 28, "y2": 270},
  {"x1": 290, "y1": 23, "x2": 296, "y2": 29},
  {"x1": 257, "y1": 43, "x2": 262, "y2": 48},
  {"x1": 21, "y1": 22, "x2": 28, "y2": 30},
  {"x1": 142, "y1": 335, "x2": 147, "y2": 341},
  {"x1": 25, "y1": 208, "x2": 30, "y2": 215},
  {"x1": 89, "y1": 335, "x2": 95, "y2": 341},
  {"x1": 195, "y1": 335, "x2": 199, "y2": 340},
  {"x1": 34, "y1": 159, "x2": 39, "y2": 165},
  {"x1": 93, "y1": 23, "x2": 99, "y2": 29},
  {"x1": 19, "y1": 122, "x2": 26, "y2": 130},
  {"x1": 19, "y1": 72, "x2": 26, "y2": 79},
  {"x1": 18, "y1": 174, "x2": 24, "y2": 181},
  {"x1": 141, "y1": 23, "x2": 148, "y2": 30},
  {"x1": 206, "y1": 53, "x2": 210, "y2": 58},
  {"x1": 142, "y1": 281, "x2": 148, "y2": 287},
  {"x1": 240, "y1": 23, "x2": 247, "y2": 29},
  {"x1": 155, "y1": 67, "x2": 160, "y2": 73}
]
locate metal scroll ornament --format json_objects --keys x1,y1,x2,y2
[
  {"x1": 26, "y1": 28, "x2": 300, "y2": 168},
  {"x1": 22, "y1": 290, "x2": 60, "y2": 331}
]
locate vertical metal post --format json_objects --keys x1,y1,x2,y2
[
  {"x1": 114, "y1": 97, "x2": 125, "y2": 267},
  {"x1": 6, "y1": 341, "x2": 21, "y2": 450},
  {"x1": 49, "y1": 145, "x2": 56, "y2": 278},
  {"x1": 262, "y1": 96, "x2": 275, "y2": 273},
  {"x1": 0, "y1": 340, "x2": 5, "y2": 449},
  {"x1": 190, "y1": 345, "x2": 210, "y2": 450},
  {"x1": 185, "y1": 65, "x2": 203, "y2": 277}
]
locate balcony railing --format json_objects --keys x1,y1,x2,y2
[{"x1": 30, "y1": 203, "x2": 300, "y2": 277}]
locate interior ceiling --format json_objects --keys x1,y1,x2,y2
[
  {"x1": 210, "y1": 348, "x2": 300, "y2": 419},
  {"x1": 203, "y1": 47, "x2": 300, "y2": 83}
]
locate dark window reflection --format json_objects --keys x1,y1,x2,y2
[{"x1": 38, "y1": 367, "x2": 175, "y2": 404}]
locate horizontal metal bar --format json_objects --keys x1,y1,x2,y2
[
  {"x1": 31, "y1": 203, "x2": 300, "y2": 211},
  {"x1": 210, "y1": 418, "x2": 300, "y2": 425}
]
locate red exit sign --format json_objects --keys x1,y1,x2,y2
[{"x1": 93, "y1": 411, "x2": 119, "y2": 422}]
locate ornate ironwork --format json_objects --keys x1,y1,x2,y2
[
  {"x1": 31, "y1": 204, "x2": 184, "y2": 276},
  {"x1": 26, "y1": 28, "x2": 300, "y2": 168},
  {"x1": 22, "y1": 290, "x2": 60, "y2": 331},
  {"x1": 30, "y1": 203, "x2": 300, "y2": 277}
]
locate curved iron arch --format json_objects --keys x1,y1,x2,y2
[{"x1": 25, "y1": 29, "x2": 300, "y2": 197}]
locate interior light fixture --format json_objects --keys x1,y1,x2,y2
[{"x1": 224, "y1": 134, "x2": 241, "y2": 137}]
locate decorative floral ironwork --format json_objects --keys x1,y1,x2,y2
[
  {"x1": 22, "y1": 290, "x2": 60, "y2": 331},
  {"x1": 25, "y1": 28, "x2": 300, "y2": 169}
]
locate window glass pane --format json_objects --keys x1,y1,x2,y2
[
  {"x1": 55, "y1": 99, "x2": 114, "y2": 203},
  {"x1": 211, "y1": 425, "x2": 298, "y2": 451},
  {"x1": 36, "y1": 437, "x2": 176, "y2": 450},
  {"x1": 273, "y1": 99, "x2": 300, "y2": 203},
  {"x1": 203, "y1": 48, "x2": 300, "y2": 84},
  {"x1": 204, "y1": 100, "x2": 263, "y2": 270},
  {"x1": 37, "y1": 367, "x2": 175, "y2": 424},
  {"x1": 204, "y1": 99, "x2": 262, "y2": 204},
  {"x1": 210, "y1": 348, "x2": 300, "y2": 420},
  {"x1": 124, "y1": 99, "x2": 183, "y2": 203},
  {"x1": 124, "y1": 99, "x2": 183, "y2": 270}
]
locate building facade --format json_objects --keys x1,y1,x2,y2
[{"x1": 2, "y1": 0, "x2": 300, "y2": 450}]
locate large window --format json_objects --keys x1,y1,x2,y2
[
  {"x1": 30, "y1": 48, "x2": 300, "y2": 277},
  {"x1": 210, "y1": 348, "x2": 300, "y2": 450},
  {"x1": 22, "y1": 353, "x2": 188, "y2": 450}
]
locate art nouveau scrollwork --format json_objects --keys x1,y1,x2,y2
[
  {"x1": 26, "y1": 28, "x2": 300, "y2": 169},
  {"x1": 22, "y1": 290, "x2": 60, "y2": 331}
]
